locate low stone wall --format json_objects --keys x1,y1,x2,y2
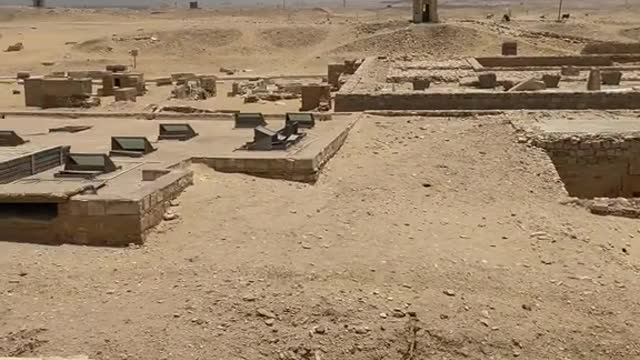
[
  {"x1": 194, "y1": 119, "x2": 355, "y2": 182},
  {"x1": 476, "y1": 55, "x2": 614, "y2": 68},
  {"x1": 0, "y1": 170, "x2": 193, "y2": 246},
  {"x1": 334, "y1": 90, "x2": 640, "y2": 111},
  {"x1": 582, "y1": 42, "x2": 640, "y2": 55},
  {"x1": 532, "y1": 134, "x2": 640, "y2": 198}
]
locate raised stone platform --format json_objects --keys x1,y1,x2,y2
[
  {"x1": 335, "y1": 56, "x2": 640, "y2": 111},
  {"x1": 0, "y1": 113, "x2": 357, "y2": 246}
]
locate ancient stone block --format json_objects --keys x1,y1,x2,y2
[
  {"x1": 16, "y1": 71, "x2": 30, "y2": 80},
  {"x1": 561, "y1": 66, "x2": 580, "y2": 76},
  {"x1": 106, "y1": 64, "x2": 127, "y2": 72},
  {"x1": 23, "y1": 77, "x2": 44, "y2": 107},
  {"x1": 601, "y1": 71, "x2": 622, "y2": 86},
  {"x1": 301, "y1": 84, "x2": 331, "y2": 111},
  {"x1": 502, "y1": 40, "x2": 517, "y2": 56},
  {"x1": 105, "y1": 200, "x2": 141, "y2": 215},
  {"x1": 114, "y1": 87, "x2": 137, "y2": 102},
  {"x1": 156, "y1": 78, "x2": 173, "y2": 86},
  {"x1": 412, "y1": 78, "x2": 430, "y2": 91},
  {"x1": 328, "y1": 63, "x2": 346, "y2": 89},
  {"x1": 200, "y1": 76, "x2": 217, "y2": 97},
  {"x1": 542, "y1": 74, "x2": 561, "y2": 88},
  {"x1": 99, "y1": 73, "x2": 114, "y2": 96},
  {"x1": 478, "y1": 73, "x2": 497, "y2": 89},
  {"x1": 587, "y1": 69, "x2": 602, "y2": 91},
  {"x1": 508, "y1": 78, "x2": 546, "y2": 92}
]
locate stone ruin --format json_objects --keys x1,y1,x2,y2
[
  {"x1": 328, "y1": 59, "x2": 364, "y2": 91},
  {"x1": 24, "y1": 77, "x2": 99, "y2": 109},
  {"x1": 21, "y1": 64, "x2": 148, "y2": 108},
  {"x1": 228, "y1": 78, "x2": 301, "y2": 103},
  {"x1": 169, "y1": 73, "x2": 217, "y2": 100},
  {"x1": 335, "y1": 51, "x2": 640, "y2": 111}
]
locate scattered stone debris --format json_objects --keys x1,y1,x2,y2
[
  {"x1": 508, "y1": 78, "x2": 547, "y2": 92},
  {"x1": 443, "y1": 289, "x2": 456, "y2": 297},
  {"x1": 256, "y1": 308, "x2": 276, "y2": 319},
  {"x1": 5, "y1": 42, "x2": 24, "y2": 52},
  {"x1": 171, "y1": 76, "x2": 217, "y2": 100},
  {"x1": 163, "y1": 211, "x2": 179, "y2": 221},
  {"x1": 156, "y1": 105, "x2": 216, "y2": 114}
]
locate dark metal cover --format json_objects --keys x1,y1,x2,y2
[
  {"x1": 64, "y1": 153, "x2": 118, "y2": 173},
  {"x1": 235, "y1": 113, "x2": 267, "y2": 129},
  {"x1": 285, "y1": 113, "x2": 315, "y2": 129},
  {"x1": 111, "y1": 136, "x2": 156, "y2": 154},
  {"x1": 158, "y1": 123, "x2": 198, "y2": 141},
  {"x1": 0, "y1": 131, "x2": 27, "y2": 147}
]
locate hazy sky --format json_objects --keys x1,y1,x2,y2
[{"x1": 0, "y1": 0, "x2": 637, "y2": 8}]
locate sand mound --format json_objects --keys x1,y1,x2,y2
[
  {"x1": 259, "y1": 27, "x2": 328, "y2": 49},
  {"x1": 620, "y1": 27, "x2": 640, "y2": 41},
  {"x1": 332, "y1": 24, "x2": 495, "y2": 57},
  {"x1": 355, "y1": 20, "x2": 409, "y2": 36},
  {"x1": 75, "y1": 28, "x2": 242, "y2": 56}
]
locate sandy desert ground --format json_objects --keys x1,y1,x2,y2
[{"x1": 1, "y1": 3, "x2": 640, "y2": 360}]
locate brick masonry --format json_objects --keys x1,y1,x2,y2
[
  {"x1": 1, "y1": 170, "x2": 194, "y2": 246},
  {"x1": 532, "y1": 134, "x2": 640, "y2": 198},
  {"x1": 334, "y1": 90, "x2": 640, "y2": 111}
]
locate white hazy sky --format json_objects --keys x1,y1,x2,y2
[{"x1": 0, "y1": 0, "x2": 637, "y2": 8}]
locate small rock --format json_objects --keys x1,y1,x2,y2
[
  {"x1": 265, "y1": 318, "x2": 275, "y2": 326},
  {"x1": 379, "y1": 312, "x2": 388, "y2": 319},
  {"x1": 422, "y1": 183, "x2": 432, "y2": 188},
  {"x1": 354, "y1": 326, "x2": 369, "y2": 334},
  {"x1": 314, "y1": 325, "x2": 326, "y2": 334},
  {"x1": 12, "y1": 90, "x2": 20, "y2": 95},
  {"x1": 443, "y1": 289, "x2": 456, "y2": 297},
  {"x1": 106, "y1": 289, "x2": 116, "y2": 294},
  {"x1": 301, "y1": 243, "x2": 312, "y2": 250},
  {"x1": 480, "y1": 318, "x2": 490, "y2": 327},
  {"x1": 169, "y1": 200, "x2": 180, "y2": 207},
  {"x1": 257, "y1": 308, "x2": 276, "y2": 319},
  {"x1": 522, "y1": 304, "x2": 532, "y2": 311},
  {"x1": 439, "y1": 314, "x2": 449, "y2": 320},
  {"x1": 402, "y1": 283, "x2": 412, "y2": 289},
  {"x1": 163, "y1": 212, "x2": 179, "y2": 221},
  {"x1": 8, "y1": 279, "x2": 20, "y2": 284},
  {"x1": 391, "y1": 308, "x2": 406, "y2": 318},
  {"x1": 480, "y1": 310, "x2": 490, "y2": 318},
  {"x1": 242, "y1": 294, "x2": 257, "y2": 302}
]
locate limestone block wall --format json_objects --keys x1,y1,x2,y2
[
  {"x1": 476, "y1": 55, "x2": 614, "y2": 68},
  {"x1": 533, "y1": 135, "x2": 640, "y2": 198},
  {"x1": 0, "y1": 170, "x2": 193, "y2": 246},
  {"x1": 334, "y1": 90, "x2": 640, "y2": 111},
  {"x1": 582, "y1": 42, "x2": 640, "y2": 55}
]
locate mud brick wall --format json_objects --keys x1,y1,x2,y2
[
  {"x1": 334, "y1": 91, "x2": 640, "y2": 111},
  {"x1": 582, "y1": 42, "x2": 640, "y2": 55},
  {"x1": 533, "y1": 135, "x2": 640, "y2": 198},
  {"x1": 53, "y1": 170, "x2": 193, "y2": 246},
  {"x1": 475, "y1": 55, "x2": 614, "y2": 68},
  {"x1": 140, "y1": 170, "x2": 193, "y2": 236}
]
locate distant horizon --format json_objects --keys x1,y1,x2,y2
[{"x1": 1, "y1": 0, "x2": 638, "y2": 9}]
